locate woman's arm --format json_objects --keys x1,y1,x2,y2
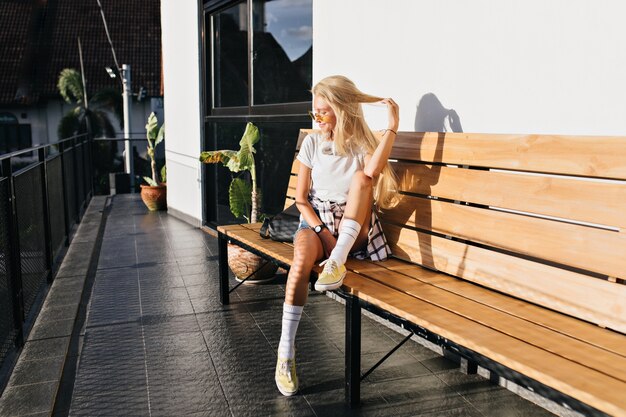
[
  {"x1": 363, "y1": 98, "x2": 399, "y2": 178},
  {"x1": 294, "y1": 163, "x2": 336, "y2": 256},
  {"x1": 294, "y1": 163, "x2": 321, "y2": 227}
]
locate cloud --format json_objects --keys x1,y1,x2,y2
[
  {"x1": 283, "y1": 25, "x2": 312, "y2": 41},
  {"x1": 265, "y1": 11, "x2": 278, "y2": 25}
]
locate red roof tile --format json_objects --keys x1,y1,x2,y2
[{"x1": 0, "y1": 0, "x2": 162, "y2": 105}]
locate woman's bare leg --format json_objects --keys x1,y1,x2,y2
[
  {"x1": 285, "y1": 229, "x2": 324, "y2": 306},
  {"x1": 339, "y1": 170, "x2": 374, "y2": 253},
  {"x1": 277, "y1": 229, "x2": 323, "y2": 383}
]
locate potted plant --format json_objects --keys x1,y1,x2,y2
[
  {"x1": 200, "y1": 122, "x2": 277, "y2": 283},
  {"x1": 140, "y1": 112, "x2": 167, "y2": 211}
]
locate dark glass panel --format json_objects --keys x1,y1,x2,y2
[
  {"x1": 252, "y1": 0, "x2": 312, "y2": 105},
  {"x1": 212, "y1": 2, "x2": 249, "y2": 108},
  {"x1": 204, "y1": 119, "x2": 306, "y2": 224}
]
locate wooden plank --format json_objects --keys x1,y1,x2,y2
[
  {"x1": 290, "y1": 159, "x2": 301, "y2": 176},
  {"x1": 382, "y1": 194, "x2": 626, "y2": 278},
  {"x1": 382, "y1": 224, "x2": 626, "y2": 333},
  {"x1": 392, "y1": 161, "x2": 626, "y2": 230},
  {"x1": 342, "y1": 273, "x2": 626, "y2": 416},
  {"x1": 373, "y1": 258, "x2": 626, "y2": 358},
  {"x1": 345, "y1": 260, "x2": 626, "y2": 381},
  {"x1": 287, "y1": 175, "x2": 298, "y2": 199},
  {"x1": 297, "y1": 129, "x2": 314, "y2": 150},
  {"x1": 284, "y1": 197, "x2": 295, "y2": 210},
  {"x1": 225, "y1": 226, "x2": 295, "y2": 265},
  {"x1": 389, "y1": 132, "x2": 626, "y2": 180}
]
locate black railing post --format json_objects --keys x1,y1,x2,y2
[
  {"x1": 59, "y1": 140, "x2": 70, "y2": 246},
  {"x1": 345, "y1": 294, "x2": 361, "y2": 408},
  {"x1": 88, "y1": 134, "x2": 95, "y2": 198},
  {"x1": 38, "y1": 148, "x2": 53, "y2": 283},
  {"x1": 72, "y1": 136, "x2": 80, "y2": 222},
  {"x1": 1, "y1": 158, "x2": 25, "y2": 347},
  {"x1": 218, "y1": 232, "x2": 230, "y2": 305}
]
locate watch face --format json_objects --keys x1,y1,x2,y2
[{"x1": 314, "y1": 225, "x2": 322, "y2": 233}]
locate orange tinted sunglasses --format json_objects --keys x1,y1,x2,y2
[{"x1": 308, "y1": 111, "x2": 331, "y2": 123}]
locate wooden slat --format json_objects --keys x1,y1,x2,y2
[
  {"x1": 345, "y1": 261, "x2": 626, "y2": 382},
  {"x1": 392, "y1": 161, "x2": 626, "y2": 230},
  {"x1": 374, "y1": 258, "x2": 626, "y2": 358},
  {"x1": 296, "y1": 129, "x2": 314, "y2": 150},
  {"x1": 286, "y1": 175, "x2": 298, "y2": 199},
  {"x1": 343, "y1": 273, "x2": 626, "y2": 416},
  {"x1": 220, "y1": 224, "x2": 295, "y2": 265},
  {"x1": 383, "y1": 224, "x2": 626, "y2": 333},
  {"x1": 382, "y1": 194, "x2": 626, "y2": 278},
  {"x1": 389, "y1": 132, "x2": 626, "y2": 180},
  {"x1": 290, "y1": 159, "x2": 301, "y2": 176}
]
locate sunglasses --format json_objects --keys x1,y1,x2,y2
[{"x1": 308, "y1": 111, "x2": 331, "y2": 123}]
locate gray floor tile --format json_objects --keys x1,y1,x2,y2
[
  {"x1": 9, "y1": 355, "x2": 66, "y2": 386},
  {"x1": 0, "y1": 382, "x2": 58, "y2": 416},
  {"x1": 20, "y1": 336, "x2": 70, "y2": 360}
]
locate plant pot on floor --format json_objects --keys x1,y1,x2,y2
[
  {"x1": 140, "y1": 183, "x2": 167, "y2": 211},
  {"x1": 227, "y1": 243, "x2": 277, "y2": 284}
]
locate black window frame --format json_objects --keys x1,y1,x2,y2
[{"x1": 201, "y1": 0, "x2": 312, "y2": 227}]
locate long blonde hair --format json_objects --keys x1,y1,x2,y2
[{"x1": 312, "y1": 75, "x2": 398, "y2": 209}]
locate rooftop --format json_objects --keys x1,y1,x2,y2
[{"x1": 0, "y1": 0, "x2": 161, "y2": 106}]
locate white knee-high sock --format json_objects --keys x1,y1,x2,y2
[
  {"x1": 278, "y1": 303, "x2": 303, "y2": 359},
  {"x1": 328, "y1": 219, "x2": 361, "y2": 265}
]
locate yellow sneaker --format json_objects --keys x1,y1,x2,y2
[
  {"x1": 275, "y1": 356, "x2": 298, "y2": 396},
  {"x1": 315, "y1": 259, "x2": 347, "y2": 291}
]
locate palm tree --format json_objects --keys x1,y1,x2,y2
[
  {"x1": 57, "y1": 68, "x2": 123, "y2": 194},
  {"x1": 57, "y1": 68, "x2": 122, "y2": 139}
]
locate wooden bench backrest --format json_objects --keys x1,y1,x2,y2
[{"x1": 287, "y1": 129, "x2": 626, "y2": 333}]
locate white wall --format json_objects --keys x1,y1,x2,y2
[
  {"x1": 161, "y1": 0, "x2": 203, "y2": 223},
  {"x1": 313, "y1": 0, "x2": 626, "y2": 136}
]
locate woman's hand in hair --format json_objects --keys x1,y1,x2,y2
[{"x1": 381, "y1": 98, "x2": 400, "y2": 131}]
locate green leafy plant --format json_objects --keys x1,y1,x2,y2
[
  {"x1": 143, "y1": 112, "x2": 165, "y2": 186},
  {"x1": 57, "y1": 68, "x2": 122, "y2": 139},
  {"x1": 199, "y1": 122, "x2": 260, "y2": 223}
]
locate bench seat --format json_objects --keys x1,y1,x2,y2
[
  {"x1": 216, "y1": 129, "x2": 626, "y2": 416},
  {"x1": 218, "y1": 222, "x2": 626, "y2": 416}
]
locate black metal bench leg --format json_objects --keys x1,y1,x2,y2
[
  {"x1": 345, "y1": 294, "x2": 361, "y2": 408},
  {"x1": 460, "y1": 357, "x2": 478, "y2": 374},
  {"x1": 218, "y1": 232, "x2": 230, "y2": 305}
]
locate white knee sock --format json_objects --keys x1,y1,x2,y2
[
  {"x1": 328, "y1": 219, "x2": 362, "y2": 265},
  {"x1": 278, "y1": 303, "x2": 303, "y2": 359}
]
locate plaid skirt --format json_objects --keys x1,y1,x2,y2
[{"x1": 305, "y1": 196, "x2": 392, "y2": 261}]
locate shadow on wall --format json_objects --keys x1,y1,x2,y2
[{"x1": 414, "y1": 93, "x2": 463, "y2": 133}]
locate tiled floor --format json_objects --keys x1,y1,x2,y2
[{"x1": 66, "y1": 195, "x2": 554, "y2": 416}]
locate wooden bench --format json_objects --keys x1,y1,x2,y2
[{"x1": 217, "y1": 129, "x2": 626, "y2": 417}]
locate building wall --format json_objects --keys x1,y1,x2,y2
[
  {"x1": 160, "y1": 0, "x2": 203, "y2": 224},
  {"x1": 313, "y1": 0, "x2": 626, "y2": 136},
  {"x1": 1, "y1": 98, "x2": 155, "y2": 148}
]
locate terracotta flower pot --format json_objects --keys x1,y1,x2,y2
[
  {"x1": 140, "y1": 183, "x2": 167, "y2": 211},
  {"x1": 227, "y1": 243, "x2": 277, "y2": 284}
]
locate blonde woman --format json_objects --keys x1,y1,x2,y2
[{"x1": 276, "y1": 75, "x2": 399, "y2": 396}]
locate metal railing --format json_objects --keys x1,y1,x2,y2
[
  {"x1": 0, "y1": 133, "x2": 93, "y2": 389},
  {"x1": 91, "y1": 136, "x2": 159, "y2": 194}
]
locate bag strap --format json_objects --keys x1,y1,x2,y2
[{"x1": 259, "y1": 217, "x2": 271, "y2": 239}]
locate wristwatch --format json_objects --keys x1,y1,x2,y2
[{"x1": 312, "y1": 224, "x2": 326, "y2": 234}]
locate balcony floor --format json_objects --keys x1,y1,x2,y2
[{"x1": 8, "y1": 195, "x2": 558, "y2": 416}]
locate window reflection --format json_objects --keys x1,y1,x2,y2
[
  {"x1": 212, "y1": 3, "x2": 248, "y2": 107},
  {"x1": 206, "y1": 120, "x2": 304, "y2": 224},
  {"x1": 252, "y1": 0, "x2": 312, "y2": 105}
]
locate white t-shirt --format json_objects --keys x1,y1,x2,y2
[{"x1": 297, "y1": 132, "x2": 366, "y2": 203}]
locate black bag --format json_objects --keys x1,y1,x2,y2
[{"x1": 260, "y1": 203, "x2": 301, "y2": 242}]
